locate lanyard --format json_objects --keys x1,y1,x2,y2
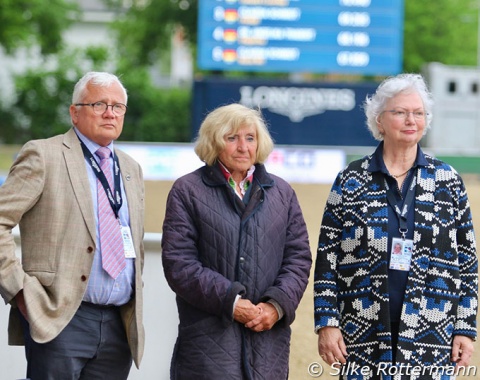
[
  {"x1": 385, "y1": 174, "x2": 416, "y2": 240},
  {"x1": 79, "y1": 140, "x2": 123, "y2": 218}
]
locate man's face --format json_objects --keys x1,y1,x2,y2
[{"x1": 69, "y1": 81, "x2": 126, "y2": 146}]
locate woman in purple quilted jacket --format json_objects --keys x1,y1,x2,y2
[{"x1": 161, "y1": 103, "x2": 312, "y2": 379}]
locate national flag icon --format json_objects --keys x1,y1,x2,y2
[
  {"x1": 223, "y1": 29, "x2": 238, "y2": 43},
  {"x1": 223, "y1": 49, "x2": 237, "y2": 63},
  {"x1": 224, "y1": 9, "x2": 238, "y2": 23}
]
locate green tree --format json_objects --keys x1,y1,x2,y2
[
  {"x1": 2, "y1": 45, "x2": 191, "y2": 144},
  {"x1": 119, "y1": 67, "x2": 191, "y2": 143},
  {"x1": 403, "y1": 0, "x2": 478, "y2": 72},
  {"x1": 109, "y1": 0, "x2": 197, "y2": 68},
  {"x1": 2, "y1": 47, "x2": 108, "y2": 144},
  {"x1": 0, "y1": 1, "x2": 191, "y2": 144},
  {"x1": 0, "y1": 0, "x2": 81, "y2": 143},
  {"x1": 105, "y1": 0, "x2": 195, "y2": 142},
  {"x1": 0, "y1": 0, "x2": 80, "y2": 55}
]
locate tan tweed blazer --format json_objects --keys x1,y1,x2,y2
[{"x1": 0, "y1": 128, "x2": 145, "y2": 367}]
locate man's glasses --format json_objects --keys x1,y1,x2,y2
[
  {"x1": 384, "y1": 109, "x2": 428, "y2": 120},
  {"x1": 75, "y1": 101, "x2": 127, "y2": 116}
]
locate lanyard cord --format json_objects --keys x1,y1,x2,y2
[
  {"x1": 79, "y1": 140, "x2": 123, "y2": 218},
  {"x1": 385, "y1": 174, "x2": 416, "y2": 240}
]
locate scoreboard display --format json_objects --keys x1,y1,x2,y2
[{"x1": 197, "y1": 0, "x2": 404, "y2": 75}]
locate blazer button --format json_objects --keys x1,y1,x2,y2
[
  {"x1": 87, "y1": 246, "x2": 94, "y2": 253},
  {"x1": 81, "y1": 275, "x2": 87, "y2": 282}
]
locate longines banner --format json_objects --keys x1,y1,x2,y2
[{"x1": 192, "y1": 77, "x2": 379, "y2": 146}]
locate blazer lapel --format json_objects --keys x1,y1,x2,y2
[{"x1": 63, "y1": 129, "x2": 96, "y2": 242}]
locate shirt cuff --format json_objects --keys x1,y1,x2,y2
[{"x1": 232, "y1": 294, "x2": 242, "y2": 318}]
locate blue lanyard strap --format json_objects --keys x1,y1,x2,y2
[
  {"x1": 79, "y1": 140, "x2": 123, "y2": 218},
  {"x1": 385, "y1": 175, "x2": 416, "y2": 239}
]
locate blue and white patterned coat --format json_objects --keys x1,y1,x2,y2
[{"x1": 313, "y1": 153, "x2": 478, "y2": 380}]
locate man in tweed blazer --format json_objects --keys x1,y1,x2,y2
[{"x1": 0, "y1": 72, "x2": 145, "y2": 379}]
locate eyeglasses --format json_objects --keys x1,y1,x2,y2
[
  {"x1": 384, "y1": 109, "x2": 428, "y2": 120},
  {"x1": 75, "y1": 101, "x2": 127, "y2": 116}
]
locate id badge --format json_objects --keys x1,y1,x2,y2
[
  {"x1": 389, "y1": 237, "x2": 413, "y2": 271},
  {"x1": 121, "y1": 226, "x2": 137, "y2": 258}
]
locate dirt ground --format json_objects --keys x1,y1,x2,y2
[{"x1": 146, "y1": 179, "x2": 480, "y2": 380}]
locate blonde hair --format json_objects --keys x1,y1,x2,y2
[{"x1": 194, "y1": 103, "x2": 274, "y2": 166}]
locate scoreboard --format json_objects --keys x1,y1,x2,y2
[{"x1": 197, "y1": 0, "x2": 404, "y2": 75}]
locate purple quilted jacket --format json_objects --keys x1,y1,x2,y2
[{"x1": 162, "y1": 163, "x2": 312, "y2": 380}]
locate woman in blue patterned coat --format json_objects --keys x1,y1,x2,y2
[
  {"x1": 313, "y1": 74, "x2": 478, "y2": 379},
  {"x1": 162, "y1": 103, "x2": 312, "y2": 379}
]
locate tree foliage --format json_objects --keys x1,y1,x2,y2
[
  {"x1": 3, "y1": 49, "x2": 99, "y2": 144},
  {"x1": 120, "y1": 68, "x2": 191, "y2": 143},
  {"x1": 0, "y1": 46, "x2": 191, "y2": 144},
  {"x1": 0, "y1": 0, "x2": 79, "y2": 55},
  {"x1": 403, "y1": 0, "x2": 478, "y2": 72},
  {"x1": 0, "y1": 0, "x2": 192, "y2": 144},
  {"x1": 108, "y1": 0, "x2": 197, "y2": 67}
]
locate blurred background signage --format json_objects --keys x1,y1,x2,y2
[
  {"x1": 197, "y1": 0, "x2": 404, "y2": 75},
  {"x1": 117, "y1": 143, "x2": 346, "y2": 184},
  {"x1": 192, "y1": 77, "x2": 378, "y2": 146}
]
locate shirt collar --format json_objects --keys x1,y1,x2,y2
[
  {"x1": 368, "y1": 141, "x2": 429, "y2": 174},
  {"x1": 74, "y1": 127, "x2": 115, "y2": 159},
  {"x1": 218, "y1": 161, "x2": 255, "y2": 196}
]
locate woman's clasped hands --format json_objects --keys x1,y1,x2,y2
[{"x1": 234, "y1": 298, "x2": 279, "y2": 332}]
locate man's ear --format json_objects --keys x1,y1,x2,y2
[{"x1": 69, "y1": 104, "x2": 78, "y2": 125}]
